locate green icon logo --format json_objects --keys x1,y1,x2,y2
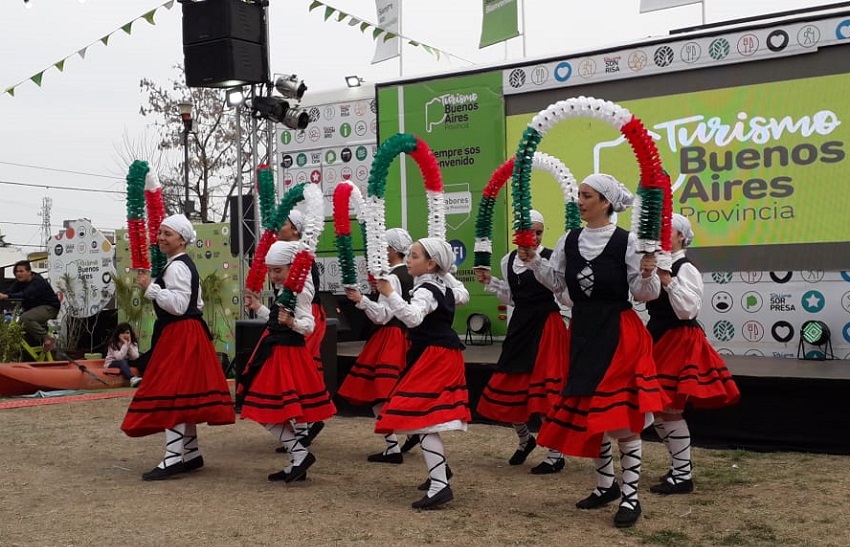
[
  {"x1": 296, "y1": 153, "x2": 307, "y2": 167},
  {"x1": 355, "y1": 146, "x2": 368, "y2": 161},
  {"x1": 281, "y1": 131, "x2": 292, "y2": 145},
  {"x1": 340, "y1": 123, "x2": 352, "y2": 138},
  {"x1": 325, "y1": 150, "x2": 337, "y2": 164}
]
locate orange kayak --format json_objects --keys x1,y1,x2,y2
[{"x1": 0, "y1": 360, "x2": 139, "y2": 396}]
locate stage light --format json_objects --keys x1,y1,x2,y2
[
  {"x1": 226, "y1": 87, "x2": 245, "y2": 107},
  {"x1": 345, "y1": 75, "x2": 363, "y2": 88},
  {"x1": 274, "y1": 74, "x2": 307, "y2": 100},
  {"x1": 250, "y1": 96, "x2": 309, "y2": 130},
  {"x1": 465, "y1": 313, "x2": 493, "y2": 346},
  {"x1": 282, "y1": 106, "x2": 309, "y2": 130},
  {"x1": 798, "y1": 320, "x2": 834, "y2": 360}
]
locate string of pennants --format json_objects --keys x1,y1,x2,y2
[
  {"x1": 3, "y1": 1, "x2": 175, "y2": 98},
  {"x1": 307, "y1": 0, "x2": 473, "y2": 64}
]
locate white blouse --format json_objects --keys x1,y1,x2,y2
[
  {"x1": 385, "y1": 272, "x2": 470, "y2": 328},
  {"x1": 144, "y1": 253, "x2": 204, "y2": 316}
]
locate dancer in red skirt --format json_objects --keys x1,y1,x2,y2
[
  {"x1": 277, "y1": 210, "x2": 327, "y2": 446},
  {"x1": 375, "y1": 238, "x2": 470, "y2": 510},
  {"x1": 520, "y1": 174, "x2": 665, "y2": 527},
  {"x1": 238, "y1": 241, "x2": 336, "y2": 482},
  {"x1": 474, "y1": 210, "x2": 569, "y2": 473},
  {"x1": 647, "y1": 213, "x2": 740, "y2": 495},
  {"x1": 338, "y1": 228, "x2": 415, "y2": 463},
  {"x1": 122, "y1": 214, "x2": 235, "y2": 480}
]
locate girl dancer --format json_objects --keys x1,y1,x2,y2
[
  {"x1": 475, "y1": 209, "x2": 569, "y2": 473},
  {"x1": 122, "y1": 214, "x2": 235, "y2": 480},
  {"x1": 648, "y1": 214, "x2": 740, "y2": 495},
  {"x1": 375, "y1": 238, "x2": 470, "y2": 509},
  {"x1": 239, "y1": 240, "x2": 336, "y2": 482},
  {"x1": 521, "y1": 174, "x2": 666, "y2": 527}
]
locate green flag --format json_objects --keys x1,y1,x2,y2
[{"x1": 479, "y1": 0, "x2": 518, "y2": 48}]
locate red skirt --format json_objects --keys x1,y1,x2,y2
[
  {"x1": 121, "y1": 320, "x2": 235, "y2": 438},
  {"x1": 375, "y1": 346, "x2": 470, "y2": 434},
  {"x1": 305, "y1": 303, "x2": 327, "y2": 373},
  {"x1": 337, "y1": 325, "x2": 409, "y2": 406},
  {"x1": 477, "y1": 312, "x2": 569, "y2": 423},
  {"x1": 653, "y1": 326, "x2": 740, "y2": 410},
  {"x1": 537, "y1": 309, "x2": 667, "y2": 458},
  {"x1": 240, "y1": 342, "x2": 336, "y2": 425}
]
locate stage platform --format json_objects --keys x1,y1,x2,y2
[{"x1": 335, "y1": 341, "x2": 850, "y2": 455}]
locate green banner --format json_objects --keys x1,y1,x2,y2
[
  {"x1": 479, "y1": 0, "x2": 519, "y2": 48},
  {"x1": 115, "y1": 223, "x2": 242, "y2": 359},
  {"x1": 378, "y1": 71, "x2": 508, "y2": 334},
  {"x1": 506, "y1": 72, "x2": 850, "y2": 249}
]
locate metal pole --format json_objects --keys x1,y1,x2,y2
[
  {"x1": 183, "y1": 127, "x2": 190, "y2": 216},
  {"x1": 235, "y1": 102, "x2": 246, "y2": 318}
]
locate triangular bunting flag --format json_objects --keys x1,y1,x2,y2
[
  {"x1": 164, "y1": 0, "x2": 174, "y2": 9},
  {"x1": 308, "y1": 0, "x2": 322, "y2": 11},
  {"x1": 78, "y1": 48, "x2": 88, "y2": 59},
  {"x1": 408, "y1": 40, "x2": 420, "y2": 47},
  {"x1": 360, "y1": 22, "x2": 370, "y2": 33},
  {"x1": 348, "y1": 17, "x2": 360, "y2": 26},
  {"x1": 142, "y1": 9, "x2": 156, "y2": 25},
  {"x1": 5, "y1": 87, "x2": 15, "y2": 97},
  {"x1": 31, "y1": 72, "x2": 44, "y2": 87},
  {"x1": 336, "y1": 11, "x2": 347, "y2": 22},
  {"x1": 101, "y1": 35, "x2": 110, "y2": 46},
  {"x1": 122, "y1": 22, "x2": 133, "y2": 35},
  {"x1": 323, "y1": 6, "x2": 335, "y2": 21},
  {"x1": 54, "y1": 59, "x2": 66, "y2": 72},
  {"x1": 372, "y1": 28, "x2": 383, "y2": 39},
  {"x1": 383, "y1": 33, "x2": 396, "y2": 42}
]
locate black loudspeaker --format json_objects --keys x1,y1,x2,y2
[
  {"x1": 228, "y1": 193, "x2": 256, "y2": 257},
  {"x1": 182, "y1": 0, "x2": 267, "y2": 88},
  {"x1": 233, "y1": 319, "x2": 266, "y2": 384}
]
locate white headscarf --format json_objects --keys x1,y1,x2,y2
[
  {"x1": 418, "y1": 237, "x2": 455, "y2": 273},
  {"x1": 265, "y1": 241, "x2": 300, "y2": 266},
  {"x1": 582, "y1": 173, "x2": 634, "y2": 213},
  {"x1": 287, "y1": 209, "x2": 305, "y2": 235},
  {"x1": 672, "y1": 213, "x2": 694, "y2": 247},
  {"x1": 160, "y1": 214, "x2": 195, "y2": 244},
  {"x1": 529, "y1": 209, "x2": 544, "y2": 226},
  {"x1": 386, "y1": 228, "x2": 413, "y2": 255}
]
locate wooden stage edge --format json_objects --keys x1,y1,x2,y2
[{"x1": 337, "y1": 341, "x2": 850, "y2": 381}]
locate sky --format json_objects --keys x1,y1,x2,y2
[{"x1": 0, "y1": 0, "x2": 831, "y2": 254}]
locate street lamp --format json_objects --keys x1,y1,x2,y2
[{"x1": 178, "y1": 100, "x2": 194, "y2": 217}]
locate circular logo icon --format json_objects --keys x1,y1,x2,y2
[
  {"x1": 737, "y1": 34, "x2": 759, "y2": 56},
  {"x1": 355, "y1": 166, "x2": 368, "y2": 181},
  {"x1": 801, "y1": 290, "x2": 825, "y2": 313},
  {"x1": 708, "y1": 38, "x2": 730, "y2": 60},
  {"x1": 767, "y1": 30, "x2": 789, "y2": 52},
  {"x1": 324, "y1": 105, "x2": 336, "y2": 120},
  {"x1": 711, "y1": 291, "x2": 733, "y2": 313},
  {"x1": 712, "y1": 320, "x2": 735, "y2": 342},
  {"x1": 800, "y1": 270, "x2": 824, "y2": 283},
  {"x1": 325, "y1": 168, "x2": 338, "y2": 184},
  {"x1": 325, "y1": 150, "x2": 337, "y2": 164},
  {"x1": 341, "y1": 148, "x2": 352, "y2": 163},
  {"x1": 66, "y1": 227, "x2": 76, "y2": 239},
  {"x1": 739, "y1": 271, "x2": 762, "y2": 284},
  {"x1": 448, "y1": 239, "x2": 467, "y2": 266},
  {"x1": 771, "y1": 320, "x2": 794, "y2": 343},
  {"x1": 711, "y1": 272, "x2": 733, "y2": 284},
  {"x1": 308, "y1": 127, "x2": 321, "y2": 142},
  {"x1": 282, "y1": 155, "x2": 293, "y2": 168},
  {"x1": 341, "y1": 167, "x2": 353, "y2": 180},
  {"x1": 578, "y1": 58, "x2": 596, "y2": 78},
  {"x1": 628, "y1": 50, "x2": 648, "y2": 72},
  {"x1": 530, "y1": 65, "x2": 549, "y2": 85},
  {"x1": 340, "y1": 123, "x2": 352, "y2": 138},
  {"x1": 553, "y1": 61, "x2": 572, "y2": 82},
  {"x1": 508, "y1": 69, "x2": 526, "y2": 88},
  {"x1": 308, "y1": 107, "x2": 321, "y2": 122},
  {"x1": 745, "y1": 349, "x2": 765, "y2": 357},
  {"x1": 653, "y1": 46, "x2": 674, "y2": 67},
  {"x1": 370, "y1": 99, "x2": 378, "y2": 114},
  {"x1": 296, "y1": 153, "x2": 307, "y2": 167},
  {"x1": 310, "y1": 170, "x2": 322, "y2": 184},
  {"x1": 295, "y1": 172, "x2": 308, "y2": 183},
  {"x1": 716, "y1": 347, "x2": 734, "y2": 356},
  {"x1": 281, "y1": 131, "x2": 292, "y2": 145},
  {"x1": 770, "y1": 271, "x2": 793, "y2": 284},
  {"x1": 840, "y1": 291, "x2": 850, "y2": 313},
  {"x1": 741, "y1": 291, "x2": 763, "y2": 313},
  {"x1": 54, "y1": 244, "x2": 64, "y2": 256},
  {"x1": 355, "y1": 121, "x2": 368, "y2": 136},
  {"x1": 355, "y1": 146, "x2": 368, "y2": 161},
  {"x1": 680, "y1": 42, "x2": 701, "y2": 63},
  {"x1": 295, "y1": 131, "x2": 306, "y2": 144},
  {"x1": 741, "y1": 320, "x2": 764, "y2": 342},
  {"x1": 797, "y1": 25, "x2": 820, "y2": 48},
  {"x1": 836, "y1": 19, "x2": 850, "y2": 40}
]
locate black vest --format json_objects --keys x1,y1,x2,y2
[
  {"x1": 388, "y1": 264, "x2": 414, "y2": 329},
  {"x1": 310, "y1": 262, "x2": 321, "y2": 304},
  {"x1": 406, "y1": 282, "x2": 464, "y2": 367},
  {"x1": 646, "y1": 256, "x2": 700, "y2": 342},
  {"x1": 507, "y1": 248, "x2": 559, "y2": 312}
]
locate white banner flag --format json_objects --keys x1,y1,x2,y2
[
  {"x1": 639, "y1": 0, "x2": 702, "y2": 13},
  {"x1": 372, "y1": 0, "x2": 400, "y2": 64}
]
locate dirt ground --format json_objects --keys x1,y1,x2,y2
[{"x1": 1, "y1": 395, "x2": 849, "y2": 547}]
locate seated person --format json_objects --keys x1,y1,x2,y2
[{"x1": 0, "y1": 260, "x2": 61, "y2": 351}]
